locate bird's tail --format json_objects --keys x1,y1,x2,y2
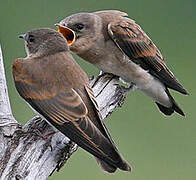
[
  {"x1": 95, "y1": 156, "x2": 131, "y2": 173},
  {"x1": 155, "y1": 88, "x2": 185, "y2": 116},
  {"x1": 51, "y1": 116, "x2": 131, "y2": 173}
]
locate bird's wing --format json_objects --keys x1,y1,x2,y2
[
  {"x1": 12, "y1": 60, "x2": 122, "y2": 167},
  {"x1": 108, "y1": 18, "x2": 187, "y2": 94},
  {"x1": 83, "y1": 84, "x2": 130, "y2": 171},
  {"x1": 84, "y1": 84, "x2": 118, "y2": 148}
]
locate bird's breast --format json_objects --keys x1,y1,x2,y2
[
  {"x1": 95, "y1": 54, "x2": 154, "y2": 88},
  {"x1": 96, "y1": 55, "x2": 171, "y2": 107}
]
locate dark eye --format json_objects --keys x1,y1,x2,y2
[
  {"x1": 28, "y1": 34, "x2": 35, "y2": 43},
  {"x1": 75, "y1": 23, "x2": 84, "y2": 30}
]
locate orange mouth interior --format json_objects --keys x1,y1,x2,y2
[{"x1": 56, "y1": 25, "x2": 76, "y2": 46}]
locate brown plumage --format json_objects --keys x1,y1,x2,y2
[
  {"x1": 56, "y1": 10, "x2": 188, "y2": 116},
  {"x1": 12, "y1": 28, "x2": 131, "y2": 173}
]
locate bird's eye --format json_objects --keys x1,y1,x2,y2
[
  {"x1": 28, "y1": 35, "x2": 35, "y2": 43},
  {"x1": 75, "y1": 23, "x2": 84, "y2": 30}
]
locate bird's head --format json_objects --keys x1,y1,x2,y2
[
  {"x1": 19, "y1": 28, "x2": 69, "y2": 57},
  {"x1": 56, "y1": 12, "x2": 103, "y2": 54}
]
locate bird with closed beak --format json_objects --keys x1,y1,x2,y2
[
  {"x1": 12, "y1": 28, "x2": 131, "y2": 173},
  {"x1": 56, "y1": 10, "x2": 188, "y2": 116}
]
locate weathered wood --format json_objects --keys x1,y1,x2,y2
[
  {"x1": 0, "y1": 45, "x2": 133, "y2": 179},
  {"x1": 0, "y1": 45, "x2": 19, "y2": 137}
]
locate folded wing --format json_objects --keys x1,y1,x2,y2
[{"x1": 108, "y1": 18, "x2": 188, "y2": 94}]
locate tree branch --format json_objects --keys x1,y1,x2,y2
[
  {"x1": 0, "y1": 44, "x2": 133, "y2": 179},
  {"x1": 0, "y1": 44, "x2": 19, "y2": 137}
]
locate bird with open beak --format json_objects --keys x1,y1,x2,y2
[
  {"x1": 12, "y1": 28, "x2": 131, "y2": 173},
  {"x1": 56, "y1": 10, "x2": 188, "y2": 116}
]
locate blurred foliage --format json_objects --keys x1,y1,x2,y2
[{"x1": 0, "y1": 0, "x2": 195, "y2": 179}]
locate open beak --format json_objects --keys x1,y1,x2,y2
[{"x1": 55, "y1": 24, "x2": 76, "y2": 46}]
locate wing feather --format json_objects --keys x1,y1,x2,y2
[
  {"x1": 108, "y1": 19, "x2": 187, "y2": 94},
  {"x1": 12, "y1": 55, "x2": 130, "y2": 170}
]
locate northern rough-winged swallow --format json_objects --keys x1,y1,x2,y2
[
  {"x1": 56, "y1": 10, "x2": 188, "y2": 116},
  {"x1": 12, "y1": 28, "x2": 131, "y2": 173}
]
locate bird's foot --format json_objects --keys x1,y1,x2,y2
[{"x1": 114, "y1": 82, "x2": 136, "y2": 94}]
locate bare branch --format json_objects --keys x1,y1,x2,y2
[
  {"x1": 0, "y1": 45, "x2": 19, "y2": 136},
  {"x1": 0, "y1": 45, "x2": 133, "y2": 179}
]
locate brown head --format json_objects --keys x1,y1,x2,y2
[
  {"x1": 55, "y1": 10, "x2": 128, "y2": 54},
  {"x1": 19, "y1": 28, "x2": 70, "y2": 57},
  {"x1": 56, "y1": 12, "x2": 103, "y2": 53}
]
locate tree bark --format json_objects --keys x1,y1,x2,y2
[{"x1": 0, "y1": 44, "x2": 133, "y2": 179}]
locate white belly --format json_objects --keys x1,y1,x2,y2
[{"x1": 96, "y1": 56, "x2": 171, "y2": 108}]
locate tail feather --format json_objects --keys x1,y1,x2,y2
[
  {"x1": 95, "y1": 157, "x2": 131, "y2": 173},
  {"x1": 156, "y1": 102, "x2": 174, "y2": 115},
  {"x1": 155, "y1": 88, "x2": 185, "y2": 116},
  {"x1": 50, "y1": 118, "x2": 131, "y2": 173},
  {"x1": 95, "y1": 157, "x2": 117, "y2": 173}
]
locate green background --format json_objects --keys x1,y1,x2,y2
[{"x1": 0, "y1": 0, "x2": 195, "y2": 179}]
